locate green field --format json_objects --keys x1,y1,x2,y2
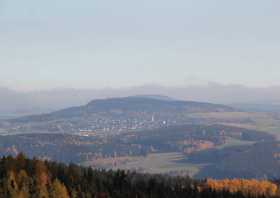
[{"x1": 114, "y1": 152, "x2": 200, "y2": 176}]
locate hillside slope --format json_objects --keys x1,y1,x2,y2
[{"x1": 0, "y1": 97, "x2": 236, "y2": 134}]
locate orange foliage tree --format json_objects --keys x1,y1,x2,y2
[{"x1": 205, "y1": 179, "x2": 278, "y2": 197}]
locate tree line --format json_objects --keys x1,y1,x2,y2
[{"x1": 0, "y1": 154, "x2": 279, "y2": 198}]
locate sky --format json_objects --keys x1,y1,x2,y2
[{"x1": 1, "y1": 0, "x2": 280, "y2": 90}]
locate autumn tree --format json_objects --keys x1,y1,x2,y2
[
  {"x1": 16, "y1": 170, "x2": 30, "y2": 198},
  {"x1": 205, "y1": 178, "x2": 278, "y2": 197},
  {"x1": 50, "y1": 179, "x2": 69, "y2": 198},
  {"x1": 5, "y1": 170, "x2": 19, "y2": 198},
  {"x1": 34, "y1": 160, "x2": 50, "y2": 198}
]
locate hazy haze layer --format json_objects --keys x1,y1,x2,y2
[{"x1": 1, "y1": 0, "x2": 280, "y2": 90}]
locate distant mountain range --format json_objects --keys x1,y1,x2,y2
[{"x1": 1, "y1": 84, "x2": 280, "y2": 117}]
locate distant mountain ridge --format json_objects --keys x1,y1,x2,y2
[
  {"x1": 128, "y1": 95, "x2": 175, "y2": 101},
  {"x1": 13, "y1": 96, "x2": 235, "y2": 122},
  {"x1": 1, "y1": 96, "x2": 235, "y2": 134},
  {"x1": 1, "y1": 84, "x2": 280, "y2": 117}
]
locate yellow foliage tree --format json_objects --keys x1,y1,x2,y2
[
  {"x1": 205, "y1": 178, "x2": 278, "y2": 197},
  {"x1": 16, "y1": 170, "x2": 30, "y2": 198},
  {"x1": 50, "y1": 179, "x2": 70, "y2": 198}
]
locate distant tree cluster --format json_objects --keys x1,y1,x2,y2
[
  {"x1": 205, "y1": 179, "x2": 278, "y2": 197},
  {"x1": 0, "y1": 154, "x2": 279, "y2": 198}
]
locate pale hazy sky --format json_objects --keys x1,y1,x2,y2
[{"x1": 1, "y1": 0, "x2": 280, "y2": 90}]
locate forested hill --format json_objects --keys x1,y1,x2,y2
[
  {"x1": 12, "y1": 96, "x2": 235, "y2": 122},
  {"x1": 0, "y1": 155, "x2": 279, "y2": 198},
  {"x1": 0, "y1": 96, "x2": 236, "y2": 135}
]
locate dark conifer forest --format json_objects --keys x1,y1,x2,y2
[{"x1": 0, "y1": 154, "x2": 279, "y2": 198}]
